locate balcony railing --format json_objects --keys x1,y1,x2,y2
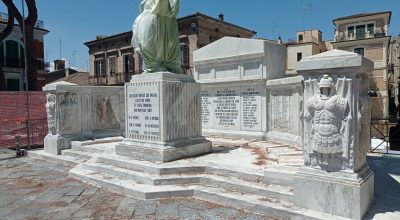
[
  {"x1": 0, "y1": 12, "x2": 44, "y2": 29},
  {"x1": 89, "y1": 71, "x2": 141, "y2": 86}
]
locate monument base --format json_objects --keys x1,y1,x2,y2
[
  {"x1": 116, "y1": 137, "x2": 212, "y2": 162},
  {"x1": 44, "y1": 134, "x2": 68, "y2": 155},
  {"x1": 294, "y1": 165, "x2": 374, "y2": 220},
  {"x1": 120, "y1": 72, "x2": 212, "y2": 163}
]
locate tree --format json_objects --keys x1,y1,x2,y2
[{"x1": 0, "y1": 0, "x2": 38, "y2": 91}]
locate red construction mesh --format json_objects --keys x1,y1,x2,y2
[{"x1": 0, "y1": 92, "x2": 48, "y2": 148}]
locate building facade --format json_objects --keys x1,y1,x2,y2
[
  {"x1": 285, "y1": 29, "x2": 331, "y2": 75},
  {"x1": 84, "y1": 12, "x2": 256, "y2": 86},
  {"x1": 389, "y1": 35, "x2": 400, "y2": 117},
  {"x1": 0, "y1": 13, "x2": 49, "y2": 91},
  {"x1": 331, "y1": 11, "x2": 391, "y2": 118}
]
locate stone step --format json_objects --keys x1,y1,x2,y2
[
  {"x1": 61, "y1": 149, "x2": 93, "y2": 160},
  {"x1": 96, "y1": 154, "x2": 205, "y2": 175},
  {"x1": 28, "y1": 150, "x2": 86, "y2": 168},
  {"x1": 199, "y1": 174, "x2": 294, "y2": 203},
  {"x1": 69, "y1": 164, "x2": 194, "y2": 200},
  {"x1": 207, "y1": 137, "x2": 251, "y2": 147},
  {"x1": 279, "y1": 159, "x2": 304, "y2": 166},
  {"x1": 79, "y1": 159, "x2": 293, "y2": 202},
  {"x1": 194, "y1": 186, "x2": 347, "y2": 220},
  {"x1": 248, "y1": 141, "x2": 289, "y2": 149},
  {"x1": 264, "y1": 166, "x2": 298, "y2": 186},
  {"x1": 70, "y1": 144, "x2": 112, "y2": 154}
]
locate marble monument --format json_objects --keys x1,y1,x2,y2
[
  {"x1": 43, "y1": 82, "x2": 125, "y2": 155},
  {"x1": 193, "y1": 37, "x2": 286, "y2": 140},
  {"x1": 116, "y1": 0, "x2": 211, "y2": 162},
  {"x1": 294, "y1": 49, "x2": 374, "y2": 220}
]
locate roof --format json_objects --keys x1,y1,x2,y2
[
  {"x1": 46, "y1": 68, "x2": 78, "y2": 84},
  {"x1": 85, "y1": 12, "x2": 256, "y2": 46},
  {"x1": 333, "y1": 11, "x2": 392, "y2": 23},
  {"x1": 178, "y1": 12, "x2": 256, "y2": 35},
  {"x1": 54, "y1": 72, "x2": 90, "y2": 86},
  {"x1": 84, "y1": 31, "x2": 131, "y2": 46}
]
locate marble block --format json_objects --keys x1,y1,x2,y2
[
  {"x1": 44, "y1": 134, "x2": 67, "y2": 155},
  {"x1": 294, "y1": 50, "x2": 374, "y2": 219},
  {"x1": 116, "y1": 72, "x2": 212, "y2": 162},
  {"x1": 193, "y1": 37, "x2": 286, "y2": 141},
  {"x1": 43, "y1": 82, "x2": 125, "y2": 155},
  {"x1": 294, "y1": 166, "x2": 374, "y2": 220}
]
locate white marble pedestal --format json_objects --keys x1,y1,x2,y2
[
  {"x1": 116, "y1": 72, "x2": 212, "y2": 162},
  {"x1": 294, "y1": 166, "x2": 374, "y2": 220},
  {"x1": 44, "y1": 134, "x2": 67, "y2": 155}
]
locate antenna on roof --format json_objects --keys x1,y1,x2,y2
[{"x1": 302, "y1": 3, "x2": 312, "y2": 31}]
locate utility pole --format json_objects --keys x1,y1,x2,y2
[{"x1": 72, "y1": 50, "x2": 76, "y2": 68}]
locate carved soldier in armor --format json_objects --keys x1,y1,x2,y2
[{"x1": 305, "y1": 75, "x2": 349, "y2": 155}]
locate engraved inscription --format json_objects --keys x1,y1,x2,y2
[
  {"x1": 127, "y1": 83, "x2": 160, "y2": 141},
  {"x1": 201, "y1": 90, "x2": 212, "y2": 128},
  {"x1": 214, "y1": 88, "x2": 240, "y2": 129},
  {"x1": 241, "y1": 87, "x2": 261, "y2": 130}
]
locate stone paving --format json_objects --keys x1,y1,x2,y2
[
  {"x1": 0, "y1": 153, "x2": 271, "y2": 220},
  {"x1": 1, "y1": 149, "x2": 400, "y2": 219}
]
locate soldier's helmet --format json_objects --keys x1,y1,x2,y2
[{"x1": 319, "y1": 75, "x2": 334, "y2": 88}]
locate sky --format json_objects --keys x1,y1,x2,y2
[{"x1": 1, "y1": 0, "x2": 399, "y2": 71}]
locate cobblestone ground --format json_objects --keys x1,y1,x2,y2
[{"x1": 0, "y1": 152, "x2": 271, "y2": 220}]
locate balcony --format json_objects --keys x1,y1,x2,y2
[
  {"x1": 0, "y1": 12, "x2": 44, "y2": 29},
  {"x1": 89, "y1": 71, "x2": 141, "y2": 86}
]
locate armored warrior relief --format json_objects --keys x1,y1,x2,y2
[{"x1": 305, "y1": 75, "x2": 349, "y2": 155}]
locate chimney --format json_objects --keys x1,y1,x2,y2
[
  {"x1": 54, "y1": 59, "x2": 65, "y2": 70},
  {"x1": 277, "y1": 36, "x2": 282, "y2": 44},
  {"x1": 218, "y1": 13, "x2": 224, "y2": 21}
]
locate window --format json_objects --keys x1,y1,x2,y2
[
  {"x1": 297, "y1": 52, "x2": 302, "y2": 61},
  {"x1": 95, "y1": 59, "x2": 105, "y2": 76},
  {"x1": 354, "y1": 48, "x2": 365, "y2": 56},
  {"x1": 123, "y1": 54, "x2": 133, "y2": 74},
  {"x1": 190, "y1": 22, "x2": 197, "y2": 32},
  {"x1": 138, "y1": 54, "x2": 143, "y2": 73},
  {"x1": 180, "y1": 44, "x2": 189, "y2": 68},
  {"x1": 108, "y1": 57, "x2": 116, "y2": 76},
  {"x1": 298, "y1": 34, "x2": 303, "y2": 42},
  {"x1": 367, "y1": 23, "x2": 374, "y2": 35},
  {"x1": 356, "y1": 25, "x2": 366, "y2": 40},
  {"x1": 347, "y1": 26, "x2": 354, "y2": 39}
]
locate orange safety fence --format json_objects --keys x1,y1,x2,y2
[{"x1": 0, "y1": 92, "x2": 48, "y2": 148}]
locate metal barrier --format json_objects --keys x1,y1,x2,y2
[
  {"x1": 0, "y1": 92, "x2": 47, "y2": 148},
  {"x1": 370, "y1": 117, "x2": 400, "y2": 154}
]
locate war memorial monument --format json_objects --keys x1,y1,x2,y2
[{"x1": 31, "y1": 0, "x2": 376, "y2": 219}]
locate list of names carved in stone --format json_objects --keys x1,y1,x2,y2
[
  {"x1": 127, "y1": 84, "x2": 160, "y2": 141},
  {"x1": 214, "y1": 88, "x2": 240, "y2": 129},
  {"x1": 241, "y1": 87, "x2": 261, "y2": 130}
]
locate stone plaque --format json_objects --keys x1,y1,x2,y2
[
  {"x1": 127, "y1": 83, "x2": 160, "y2": 141},
  {"x1": 59, "y1": 92, "x2": 81, "y2": 134},
  {"x1": 213, "y1": 88, "x2": 240, "y2": 130},
  {"x1": 241, "y1": 86, "x2": 262, "y2": 131},
  {"x1": 201, "y1": 89, "x2": 213, "y2": 128}
]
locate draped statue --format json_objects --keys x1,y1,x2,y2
[{"x1": 132, "y1": 0, "x2": 182, "y2": 74}]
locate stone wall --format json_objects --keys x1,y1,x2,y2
[
  {"x1": 266, "y1": 76, "x2": 303, "y2": 148},
  {"x1": 43, "y1": 82, "x2": 124, "y2": 154}
]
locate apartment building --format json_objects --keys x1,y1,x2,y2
[
  {"x1": 331, "y1": 11, "x2": 392, "y2": 118},
  {"x1": 84, "y1": 12, "x2": 256, "y2": 86},
  {"x1": 285, "y1": 29, "x2": 331, "y2": 75},
  {"x1": 0, "y1": 12, "x2": 49, "y2": 91}
]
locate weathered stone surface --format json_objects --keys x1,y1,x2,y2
[
  {"x1": 266, "y1": 76, "x2": 303, "y2": 148},
  {"x1": 43, "y1": 82, "x2": 125, "y2": 155},
  {"x1": 295, "y1": 49, "x2": 375, "y2": 219},
  {"x1": 193, "y1": 37, "x2": 286, "y2": 141},
  {"x1": 117, "y1": 72, "x2": 212, "y2": 162}
]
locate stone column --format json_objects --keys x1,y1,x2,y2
[
  {"x1": 294, "y1": 50, "x2": 374, "y2": 219},
  {"x1": 43, "y1": 81, "x2": 77, "y2": 155},
  {"x1": 116, "y1": 72, "x2": 212, "y2": 162}
]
